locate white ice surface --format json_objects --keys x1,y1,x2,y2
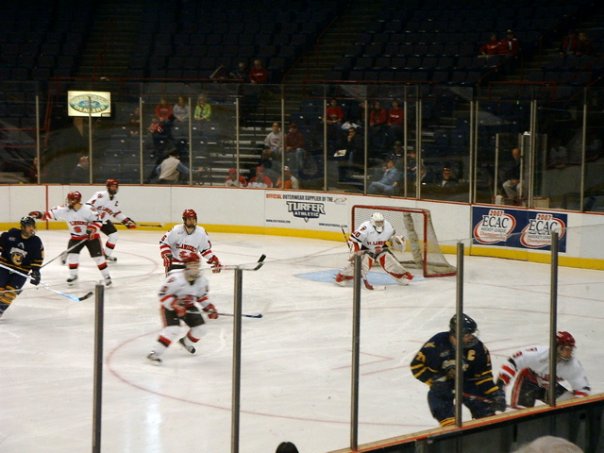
[{"x1": 0, "y1": 230, "x2": 603, "y2": 453}]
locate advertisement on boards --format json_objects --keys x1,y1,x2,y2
[
  {"x1": 265, "y1": 192, "x2": 349, "y2": 230},
  {"x1": 472, "y1": 206, "x2": 567, "y2": 252}
]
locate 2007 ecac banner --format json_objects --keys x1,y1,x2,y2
[{"x1": 472, "y1": 206, "x2": 568, "y2": 252}]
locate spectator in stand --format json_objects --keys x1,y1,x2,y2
[
  {"x1": 248, "y1": 165, "x2": 273, "y2": 188},
  {"x1": 70, "y1": 155, "x2": 89, "y2": 183},
  {"x1": 264, "y1": 122, "x2": 283, "y2": 158},
  {"x1": 387, "y1": 99, "x2": 404, "y2": 143},
  {"x1": 128, "y1": 105, "x2": 141, "y2": 136},
  {"x1": 326, "y1": 98, "x2": 346, "y2": 152},
  {"x1": 156, "y1": 149, "x2": 190, "y2": 184},
  {"x1": 224, "y1": 168, "x2": 248, "y2": 187},
  {"x1": 148, "y1": 117, "x2": 173, "y2": 156},
  {"x1": 229, "y1": 61, "x2": 249, "y2": 82},
  {"x1": 276, "y1": 166, "x2": 299, "y2": 190},
  {"x1": 326, "y1": 98, "x2": 345, "y2": 126},
  {"x1": 193, "y1": 94, "x2": 212, "y2": 123},
  {"x1": 512, "y1": 436, "x2": 582, "y2": 453},
  {"x1": 560, "y1": 30, "x2": 579, "y2": 56},
  {"x1": 500, "y1": 29, "x2": 520, "y2": 56},
  {"x1": 154, "y1": 97, "x2": 173, "y2": 122},
  {"x1": 172, "y1": 96, "x2": 190, "y2": 156},
  {"x1": 284, "y1": 122, "x2": 306, "y2": 176},
  {"x1": 437, "y1": 164, "x2": 458, "y2": 189},
  {"x1": 576, "y1": 31, "x2": 594, "y2": 56},
  {"x1": 368, "y1": 157, "x2": 401, "y2": 195},
  {"x1": 502, "y1": 147, "x2": 523, "y2": 204},
  {"x1": 548, "y1": 137, "x2": 568, "y2": 169},
  {"x1": 249, "y1": 59, "x2": 269, "y2": 84},
  {"x1": 480, "y1": 33, "x2": 504, "y2": 56},
  {"x1": 369, "y1": 100, "x2": 388, "y2": 151},
  {"x1": 173, "y1": 96, "x2": 190, "y2": 123}
]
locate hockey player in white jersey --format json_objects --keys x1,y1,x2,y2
[
  {"x1": 159, "y1": 208, "x2": 222, "y2": 274},
  {"x1": 147, "y1": 252, "x2": 218, "y2": 364},
  {"x1": 86, "y1": 178, "x2": 136, "y2": 262},
  {"x1": 335, "y1": 212, "x2": 413, "y2": 290},
  {"x1": 29, "y1": 191, "x2": 112, "y2": 286},
  {"x1": 497, "y1": 331, "x2": 590, "y2": 408}
]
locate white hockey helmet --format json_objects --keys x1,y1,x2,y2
[{"x1": 370, "y1": 212, "x2": 385, "y2": 233}]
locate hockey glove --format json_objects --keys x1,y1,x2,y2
[
  {"x1": 29, "y1": 268, "x2": 41, "y2": 286},
  {"x1": 203, "y1": 303, "x2": 219, "y2": 319},
  {"x1": 28, "y1": 211, "x2": 44, "y2": 219},
  {"x1": 161, "y1": 253, "x2": 172, "y2": 271},
  {"x1": 491, "y1": 388, "x2": 507, "y2": 412},
  {"x1": 171, "y1": 300, "x2": 187, "y2": 318},
  {"x1": 122, "y1": 218, "x2": 137, "y2": 229},
  {"x1": 208, "y1": 255, "x2": 221, "y2": 274}
]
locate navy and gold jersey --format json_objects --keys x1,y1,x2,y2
[
  {"x1": 0, "y1": 228, "x2": 44, "y2": 273},
  {"x1": 410, "y1": 331, "x2": 499, "y2": 396}
]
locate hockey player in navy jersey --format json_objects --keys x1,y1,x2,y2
[
  {"x1": 0, "y1": 216, "x2": 44, "y2": 317},
  {"x1": 410, "y1": 314, "x2": 506, "y2": 426}
]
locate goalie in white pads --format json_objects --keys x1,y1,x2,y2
[
  {"x1": 86, "y1": 178, "x2": 136, "y2": 262},
  {"x1": 335, "y1": 212, "x2": 413, "y2": 289},
  {"x1": 497, "y1": 331, "x2": 590, "y2": 408},
  {"x1": 147, "y1": 252, "x2": 218, "y2": 364},
  {"x1": 159, "y1": 209, "x2": 222, "y2": 274}
]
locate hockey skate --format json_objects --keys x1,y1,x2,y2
[
  {"x1": 179, "y1": 338, "x2": 196, "y2": 354},
  {"x1": 147, "y1": 351, "x2": 162, "y2": 364},
  {"x1": 334, "y1": 273, "x2": 353, "y2": 286},
  {"x1": 105, "y1": 255, "x2": 117, "y2": 263},
  {"x1": 104, "y1": 276, "x2": 112, "y2": 287},
  {"x1": 66, "y1": 275, "x2": 78, "y2": 286}
]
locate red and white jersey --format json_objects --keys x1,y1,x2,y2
[
  {"x1": 349, "y1": 220, "x2": 396, "y2": 254},
  {"x1": 499, "y1": 346, "x2": 590, "y2": 396},
  {"x1": 47, "y1": 205, "x2": 101, "y2": 240},
  {"x1": 158, "y1": 269, "x2": 210, "y2": 311},
  {"x1": 159, "y1": 224, "x2": 216, "y2": 266},
  {"x1": 86, "y1": 190, "x2": 127, "y2": 224}
]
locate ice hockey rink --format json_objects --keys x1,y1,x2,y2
[{"x1": 0, "y1": 229, "x2": 603, "y2": 453}]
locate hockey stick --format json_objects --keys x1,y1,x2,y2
[
  {"x1": 217, "y1": 254, "x2": 266, "y2": 271},
  {"x1": 185, "y1": 310, "x2": 263, "y2": 319},
  {"x1": 41, "y1": 240, "x2": 85, "y2": 269},
  {"x1": 0, "y1": 263, "x2": 93, "y2": 303},
  {"x1": 462, "y1": 391, "x2": 511, "y2": 410},
  {"x1": 218, "y1": 312, "x2": 263, "y2": 319}
]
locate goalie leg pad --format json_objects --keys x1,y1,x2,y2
[
  {"x1": 336, "y1": 254, "x2": 372, "y2": 285},
  {"x1": 378, "y1": 251, "x2": 413, "y2": 285}
]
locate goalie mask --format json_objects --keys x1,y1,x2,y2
[{"x1": 370, "y1": 212, "x2": 385, "y2": 233}]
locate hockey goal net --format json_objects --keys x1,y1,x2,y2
[{"x1": 351, "y1": 205, "x2": 456, "y2": 278}]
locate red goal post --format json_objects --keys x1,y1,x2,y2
[{"x1": 351, "y1": 205, "x2": 456, "y2": 278}]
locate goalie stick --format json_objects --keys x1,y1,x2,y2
[
  {"x1": 0, "y1": 263, "x2": 93, "y2": 303},
  {"x1": 217, "y1": 254, "x2": 266, "y2": 271}
]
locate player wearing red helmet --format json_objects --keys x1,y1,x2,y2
[
  {"x1": 85, "y1": 178, "x2": 136, "y2": 263},
  {"x1": 159, "y1": 208, "x2": 221, "y2": 274},
  {"x1": 497, "y1": 331, "x2": 590, "y2": 408},
  {"x1": 147, "y1": 251, "x2": 218, "y2": 364},
  {"x1": 28, "y1": 191, "x2": 111, "y2": 286}
]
